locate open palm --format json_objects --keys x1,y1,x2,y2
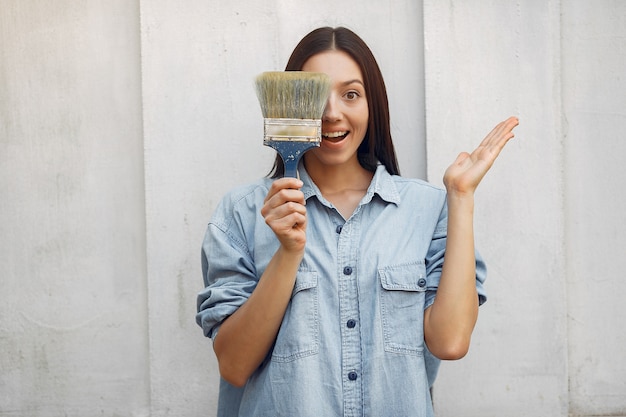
[{"x1": 443, "y1": 116, "x2": 519, "y2": 195}]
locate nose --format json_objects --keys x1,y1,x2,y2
[{"x1": 322, "y1": 93, "x2": 341, "y2": 122}]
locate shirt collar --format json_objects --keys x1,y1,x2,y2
[
  {"x1": 299, "y1": 162, "x2": 401, "y2": 206},
  {"x1": 368, "y1": 164, "x2": 401, "y2": 205}
]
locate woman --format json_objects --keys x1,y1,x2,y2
[{"x1": 197, "y1": 26, "x2": 518, "y2": 416}]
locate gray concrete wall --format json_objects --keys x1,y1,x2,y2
[
  {"x1": 424, "y1": 1, "x2": 569, "y2": 414},
  {"x1": 1, "y1": 1, "x2": 624, "y2": 416},
  {"x1": 1, "y1": 1, "x2": 149, "y2": 416},
  {"x1": 562, "y1": 2, "x2": 626, "y2": 414},
  {"x1": 424, "y1": 2, "x2": 626, "y2": 415}
]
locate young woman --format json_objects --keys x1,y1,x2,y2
[{"x1": 197, "y1": 26, "x2": 518, "y2": 416}]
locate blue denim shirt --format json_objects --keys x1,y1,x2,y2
[{"x1": 196, "y1": 164, "x2": 487, "y2": 417}]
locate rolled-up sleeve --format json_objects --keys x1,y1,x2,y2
[
  {"x1": 424, "y1": 200, "x2": 488, "y2": 309},
  {"x1": 196, "y1": 220, "x2": 258, "y2": 340}
]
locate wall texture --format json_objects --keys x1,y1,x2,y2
[
  {"x1": 0, "y1": 2, "x2": 150, "y2": 416},
  {"x1": 1, "y1": 1, "x2": 625, "y2": 416},
  {"x1": 562, "y1": 2, "x2": 626, "y2": 414},
  {"x1": 424, "y1": 1, "x2": 569, "y2": 415},
  {"x1": 424, "y1": 2, "x2": 626, "y2": 416}
]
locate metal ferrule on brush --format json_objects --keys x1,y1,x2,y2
[
  {"x1": 263, "y1": 118, "x2": 322, "y2": 144},
  {"x1": 262, "y1": 117, "x2": 322, "y2": 177}
]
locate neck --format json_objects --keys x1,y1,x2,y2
[{"x1": 303, "y1": 154, "x2": 373, "y2": 195}]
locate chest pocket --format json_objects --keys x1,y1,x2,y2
[
  {"x1": 379, "y1": 262, "x2": 427, "y2": 356},
  {"x1": 271, "y1": 271, "x2": 319, "y2": 362}
]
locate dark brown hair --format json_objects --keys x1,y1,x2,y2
[{"x1": 269, "y1": 26, "x2": 400, "y2": 178}]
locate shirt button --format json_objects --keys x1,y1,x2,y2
[
  {"x1": 348, "y1": 371, "x2": 358, "y2": 381},
  {"x1": 336, "y1": 225, "x2": 343, "y2": 234},
  {"x1": 343, "y1": 266, "x2": 353, "y2": 275},
  {"x1": 418, "y1": 278, "x2": 427, "y2": 287},
  {"x1": 347, "y1": 319, "x2": 356, "y2": 328}
]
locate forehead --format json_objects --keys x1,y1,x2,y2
[{"x1": 301, "y1": 50, "x2": 363, "y2": 82}]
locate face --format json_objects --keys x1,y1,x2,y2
[{"x1": 301, "y1": 50, "x2": 369, "y2": 170}]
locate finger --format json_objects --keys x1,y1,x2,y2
[
  {"x1": 264, "y1": 178, "x2": 304, "y2": 204},
  {"x1": 266, "y1": 211, "x2": 307, "y2": 237},
  {"x1": 274, "y1": 200, "x2": 307, "y2": 220},
  {"x1": 492, "y1": 116, "x2": 519, "y2": 143},
  {"x1": 262, "y1": 197, "x2": 307, "y2": 225},
  {"x1": 471, "y1": 117, "x2": 519, "y2": 159},
  {"x1": 480, "y1": 116, "x2": 519, "y2": 146},
  {"x1": 267, "y1": 211, "x2": 307, "y2": 230},
  {"x1": 474, "y1": 134, "x2": 514, "y2": 163},
  {"x1": 263, "y1": 179, "x2": 306, "y2": 209},
  {"x1": 263, "y1": 189, "x2": 306, "y2": 216}
]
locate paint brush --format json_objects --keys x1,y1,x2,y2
[{"x1": 255, "y1": 71, "x2": 332, "y2": 178}]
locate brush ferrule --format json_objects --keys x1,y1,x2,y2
[{"x1": 263, "y1": 118, "x2": 322, "y2": 144}]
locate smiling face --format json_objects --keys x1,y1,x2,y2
[{"x1": 301, "y1": 50, "x2": 369, "y2": 171}]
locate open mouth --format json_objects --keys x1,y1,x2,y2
[{"x1": 322, "y1": 131, "x2": 349, "y2": 143}]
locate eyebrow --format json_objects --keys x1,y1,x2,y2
[{"x1": 341, "y1": 79, "x2": 365, "y2": 87}]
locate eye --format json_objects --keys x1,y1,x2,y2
[{"x1": 344, "y1": 91, "x2": 360, "y2": 101}]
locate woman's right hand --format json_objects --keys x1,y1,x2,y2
[{"x1": 261, "y1": 178, "x2": 307, "y2": 253}]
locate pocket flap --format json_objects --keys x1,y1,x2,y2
[
  {"x1": 292, "y1": 271, "x2": 318, "y2": 296},
  {"x1": 379, "y1": 262, "x2": 427, "y2": 292}
]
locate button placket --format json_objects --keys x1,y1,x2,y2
[{"x1": 336, "y1": 215, "x2": 363, "y2": 412}]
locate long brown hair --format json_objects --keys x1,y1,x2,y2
[{"x1": 269, "y1": 27, "x2": 400, "y2": 178}]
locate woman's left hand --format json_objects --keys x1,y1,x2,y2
[{"x1": 443, "y1": 116, "x2": 519, "y2": 196}]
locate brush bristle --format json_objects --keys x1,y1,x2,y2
[{"x1": 255, "y1": 71, "x2": 332, "y2": 119}]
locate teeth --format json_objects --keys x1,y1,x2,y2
[{"x1": 323, "y1": 131, "x2": 348, "y2": 138}]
